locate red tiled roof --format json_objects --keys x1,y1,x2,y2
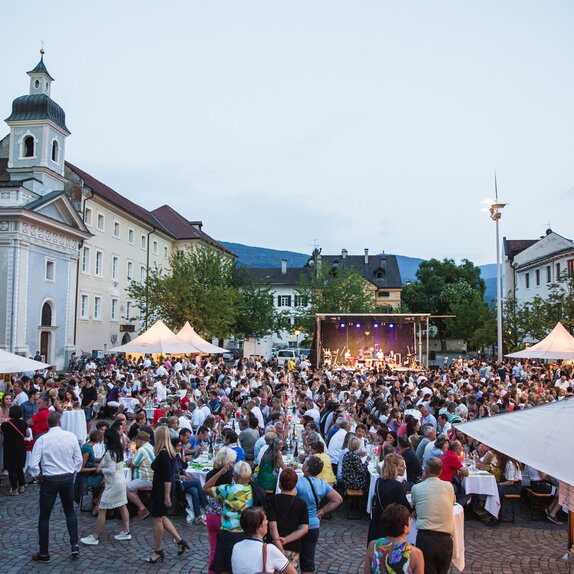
[
  {"x1": 152, "y1": 205, "x2": 234, "y2": 256},
  {"x1": 65, "y1": 162, "x2": 172, "y2": 236}
]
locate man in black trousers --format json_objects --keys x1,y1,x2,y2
[
  {"x1": 410, "y1": 457, "x2": 456, "y2": 574},
  {"x1": 29, "y1": 411, "x2": 83, "y2": 563}
]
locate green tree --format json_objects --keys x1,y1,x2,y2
[
  {"x1": 128, "y1": 247, "x2": 277, "y2": 341},
  {"x1": 295, "y1": 265, "x2": 376, "y2": 332},
  {"x1": 232, "y1": 269, "x2": 280, "y2": 340},
  {"x1": 401, "y1": 258, "x2": 491, "y2": 350}
]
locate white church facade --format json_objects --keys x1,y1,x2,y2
[{"x1": 0, "y1": 53, "x2": 232, "y2": 369}]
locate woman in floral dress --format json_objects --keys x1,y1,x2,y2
[{"x1": 364, "y1": 503, "x2": 424, "y2": 574}]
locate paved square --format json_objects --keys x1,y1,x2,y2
[{"x1": 1, "y1": 485, "x2": 569, "y2": 573}]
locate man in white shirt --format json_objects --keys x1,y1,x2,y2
[
  {"x1": 29, "y1": 412, "x2": 83, "y2": 562},
  {"x1": 13, "y1": 381, "x2": 29, "y2": 406},
  {"x1": 189, "y1": 402, "x2": 203, "y2": 430},
  {"x1": 303, "y1": 397, "x2": 320, "y2": 424},
  {"x1": 153, "y1": 377, "x2": 168, "y2": 403},
  {"x1": 327, "y1": 418, "x2": 349, "y2": 467},
  {"x1": 247, "y1": 399, "x2": 265, "y2": 430},
  {"x1": 155, "y1": 364, "x2": 169, "y2": 378},
  {"x1": 197, "y1": 397, "x2": 212, "y2": 423}
]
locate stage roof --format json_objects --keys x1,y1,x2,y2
[{"x1": 316, "y1": 313, "x2": 431, "y2": 320}]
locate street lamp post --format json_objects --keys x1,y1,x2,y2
[{"x1": 487, "y1": 178, "x2": 507, "y2": 363}]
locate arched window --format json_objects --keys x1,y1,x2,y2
[
  {"x1": 41, "y1": 302, "x2": 52, "y2": 326},
  {"x1": 51, "y1": 140, "x2": 59, "y2": 162},
  {"x1": 23, "y1": 135, "x2": 35, "y2": 158}
]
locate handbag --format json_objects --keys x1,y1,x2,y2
[{"x1": 6, "y1": 419, "x2": 34, "y2": 451}]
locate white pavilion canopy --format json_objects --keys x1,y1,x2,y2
[
  {"x1": 506, "y1": 322, "x2": 574, "y2": 360},
  {"x1": 0, "y1": 349, "x2": 52, "y2": 374},
  {"x1": 110, "y1": 320, "x2": 202, "y2": 355},
  {"x1": 454, "y1": 398, "x2": 574, "y2": 485},
  {"x1": 177, "y1": 322, "x2": 228, "y2": 354}
]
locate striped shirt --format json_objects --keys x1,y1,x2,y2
[{"x1": 132, "y1": 442, "x2": 155, "y2": 481}]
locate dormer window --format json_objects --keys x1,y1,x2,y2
[
  {"x1": 22, "y1": 135, "x2": 35, "y2": 158},
  {"x1": 51, "y1": 140, "x2": 59, "y2": 162},
  {"x1": 374, "y1": 267, "x2": 385, "y2": 279}
]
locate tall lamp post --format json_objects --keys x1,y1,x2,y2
[{"x1": 485, "y1": 179, "x2": 507, "y2": 362}]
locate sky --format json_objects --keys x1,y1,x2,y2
[{"x1": 1, "y1": 1, "x2": 573, "y2": 265}]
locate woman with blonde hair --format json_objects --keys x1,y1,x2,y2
[
  {"x1": 144, "y1": 425, "x2": 189, "y2": 563},
  {"x1": 367, "y1": 453, "x2": 412, "y2": 544},
  {"x1": 341, "y1": 435, "x2": 370, "y2": 493},
  {"x1": 204, "y1": 447, "x2": 237, "y2": 574},
  {"x1": 203, "y1": 460, "x2": 255, "y2": 574}
]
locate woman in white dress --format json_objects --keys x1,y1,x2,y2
[{"x1": 80, "y1": 427, "x2": 131, "y2": 545}]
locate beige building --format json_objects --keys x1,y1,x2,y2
[{"x1": 65, "y1": 164, "x2": 233, "y2": 355}]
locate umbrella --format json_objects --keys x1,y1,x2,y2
[{"x1": 0, "y1": 348, "x2": 52, "y2": 374}]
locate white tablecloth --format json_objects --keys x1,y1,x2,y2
[
  {"x1": 464, "y1": 472, "x2": 500, "y2": 518},
  {"x1": 184, "y1": 455, "x2": 214, "y2": 486},
  {"x1": 274, "y1": 466, "x2": 304, "y2": 493},
  {"x1": 407, "y1": 503, "x2": 465, "y2": 572},
  {"x1": 367, "y1": 467, "x2": 380, "y2": 514},
  {"x1": 61, "y1": 410, "x2": 87, "y2": 444}
]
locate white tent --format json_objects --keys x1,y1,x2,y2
[
  {"x1": 506, "y1": 322, "x2": 574, "y2": 360},
  {"x1": 454, "y1": 399, "x2": 574, "y2": 558},
  {"x1": 454, "y1": 398, "x2": 574, "y2": 485},
  {"x1": 0, "y1": 349, "x2": 52, "y2": 374},
  {"x1": 110, "y1": 320, "x2": 202, "y2": 354},
  {"x1": 177, "y1": 322, "x2": 228, "y2": 354}
]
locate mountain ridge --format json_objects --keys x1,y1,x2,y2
[{"x1": 221, "y1": 241, "x2": 497, "y2": 304}]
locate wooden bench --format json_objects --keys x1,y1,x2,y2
[
  {"x1": 500, "y1": 493, "x2": 521, "y2": 522},
  {"x1": 524, "y1": 487, "x2": 553, "y2": 521},
  {"x1": 346, "y1": 489, "x2": 364, "y2": 520}
]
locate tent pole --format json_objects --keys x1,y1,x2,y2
[{"x1": 569, "y1": 511, "x2": 573, "y2": 572}]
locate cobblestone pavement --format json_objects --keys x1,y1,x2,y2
[{"x1": 0, "y1": 482, "x2": 569, "y2": 574}]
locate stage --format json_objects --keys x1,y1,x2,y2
[{"x1": 313, "y1": 313, "x2": 432, "y2": 370}]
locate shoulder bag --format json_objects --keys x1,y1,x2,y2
[
  {"x1": 6, "y1": 419, "x2": 34, "y2": 451},
  {"x1": 253, "y1": 540, "x2": 280, "y2": 574}
]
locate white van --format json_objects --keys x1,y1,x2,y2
[{"x1": 277, "y1": 349, "x2": 297, "y2": 366}]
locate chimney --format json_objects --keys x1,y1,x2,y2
[
  {"x1": 364, "y1": 248, "x2": 369, "y2": 265},
  {"x1": 341, "y1": 248, "x2": 348, "y2": 259},
  {"x1": 281, "y1": 258, "x2": 287, "y2": 275}
]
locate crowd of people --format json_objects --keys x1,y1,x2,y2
[{"x1": 0, "y1": 352, "x2": 571, "y2": 573}]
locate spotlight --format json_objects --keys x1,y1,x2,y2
[
  {"x1": 356, "y1": 323, "x2": 361, "y2": 328},
  {"x1": 374, "y1": 323, "x2": 379, "y2": 328},
  {"x1": 340, "y1": 323, "x2": 346, "y2": 328},
  {"x1": 365, "y1": 331, "x2": 370, "y2": 336},
  {"x1": 389, "y1": 323, "x2": 394, "y2": 328}
]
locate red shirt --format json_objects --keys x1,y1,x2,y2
[
  {"x1": 152, "y1": 408, "x2": 167, "y2": 427},
  {"x1": 440, "y1": 450, "x2": 463, "y2": 483},
  {"x1": 31, "y1": 408, "x2": 50, "y2": 437}
]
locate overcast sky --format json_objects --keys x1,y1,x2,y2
[{"x1": 2, "y1": 1, "x2": 573, "y2": 265}]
